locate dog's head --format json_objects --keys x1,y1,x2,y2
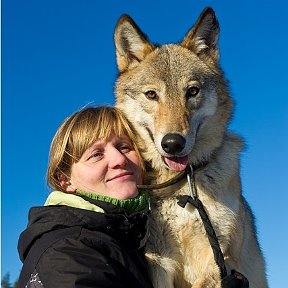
[{"x1": 114, "y1": 8, "x2": 232, "y2": 173}]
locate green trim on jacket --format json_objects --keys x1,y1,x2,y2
[
  {"x1": 44, "y1": 190, "x2": 150, "y2": 215},
  {"x1": 44, "y1": 191, "x2": 105, "y2": 213}
]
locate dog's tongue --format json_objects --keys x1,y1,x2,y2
[{"x1": 164, "y1": 156, "x2": 188, "y2": 172}]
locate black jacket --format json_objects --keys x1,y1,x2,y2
[{"x1": 18, "y1": 196, "x2": 153, "y2": 288}]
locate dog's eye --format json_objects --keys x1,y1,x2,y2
[
  {"x1": 145, "y1": 90, "x2": 158, "y2": 100},
  {"x1": 186, "y1": 86, "x2": 200, "y2": 98}
]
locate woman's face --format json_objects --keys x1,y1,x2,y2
[{"x1": 62, "y1": 135, "x2": 142, "y2": 200}]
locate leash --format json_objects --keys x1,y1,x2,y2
[
  {"x1": 138, "y1": 164, "x2": 250, "y2": 285},
  {"x1": 177, "y1": 165, "x2": 227, "y2": 279},
  {"x1": 138, "y1": 164, "x2": 227, "y2": 279},
  {"x1": 137, "y1": 161, "x2": 207, "y2": 190},
  {"x1": 137, "y1": 166, "x2": 189, "y2": 190}
]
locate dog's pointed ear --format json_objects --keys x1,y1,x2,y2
[
  {"x1": 181, "y1": 7, "x2": 219, "y2": 63},
  {"x1": 114, "y1": 15, "x2": 155, "y2": 72}
]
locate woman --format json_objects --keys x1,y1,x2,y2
[{"x1": 18, "y1": 106, "x2": 153, "y2": 288}]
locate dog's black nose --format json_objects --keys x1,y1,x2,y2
[{"x1": 161, "y1": 133, "x2": 186, "y2": 154}]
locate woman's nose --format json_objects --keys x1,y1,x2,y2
[{"x1": 108, "y1": 147, "x2": 127, "y2": 168}]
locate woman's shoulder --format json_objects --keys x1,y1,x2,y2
[{"x1": 35, "y1": 227, "x2": 150, "y2": 287}]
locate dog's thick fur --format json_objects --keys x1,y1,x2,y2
[{"x1": 114, "y1": 7, "x2": 267, "y2": 288}]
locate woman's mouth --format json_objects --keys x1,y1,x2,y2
[{"x1": 107, "y1": 172, "x2": 133, "y2": 182}]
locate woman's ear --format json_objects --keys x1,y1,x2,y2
[{"x1": 57, "y1": 172, "x2": 76, "y2": 192}]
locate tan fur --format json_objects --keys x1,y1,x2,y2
[{"x1": 114, "y1": 7, "x2": 267, "y2": 287}]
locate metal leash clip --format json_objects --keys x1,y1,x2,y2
[
  {"x1": 177, "y1": 165, "x2": 196, "y2": 208},
  {"x1": 186, "y1": 165, "x2": 197, "y2": 200}
]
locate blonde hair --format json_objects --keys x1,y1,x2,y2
[{"x1": 47, "y1": 106, "x2": 144, "y2": 191}]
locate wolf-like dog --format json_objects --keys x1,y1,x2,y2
[{"x1": 114, "y1": 7, "x2": 267, "y2": 288}]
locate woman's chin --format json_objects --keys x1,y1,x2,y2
[{"x1": 117, "y1": 185, "x2": 139, "y2": 200}]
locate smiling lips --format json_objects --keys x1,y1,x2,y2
[{"x1": 107, "y1": 171, "x2": 133, "y2": 182}]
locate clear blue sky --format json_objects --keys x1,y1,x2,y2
[{"x1": 2, "y1": 0, "x2": 288, "y2": 286}]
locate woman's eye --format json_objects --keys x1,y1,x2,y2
[
  {"x1": 88, "y1": 151, "x2": 103, "y2": 161},
  {"x1": 118, "y1": 144, "x2": 132, "y2": 154}
]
